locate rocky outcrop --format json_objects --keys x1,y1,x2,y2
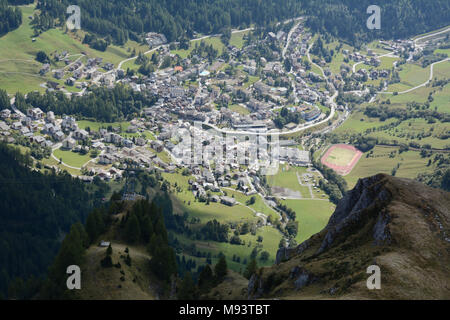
[
  {"x1": 289, "y1": 266, "x2": 314, "y2": 290},
  {"x1": 247, "y1": 274, "x2": 264, "y2": 300},
  {"x1": 372, "y1": 210, "x2": 391, "y2": 245},
  {"x1": 245, "y1": 174, "x2": 450, "y2": 299},
  {"x1": 317, "y1": 174, "x2": 392, "y2": 254},
  {"x1": 276, "y1": 239, "x2": 310, "y2": 265}
]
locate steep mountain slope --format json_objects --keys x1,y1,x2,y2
[
  {"x1": 0, "y1": 143, "x2": 106, "y2": 299},
  {"x1": 246, "y1": 174, "x2": 450, "y2": 300}
]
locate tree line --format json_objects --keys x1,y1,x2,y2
[{"x1": 12, "y1": 85, "x2": 157, "y2": 123}]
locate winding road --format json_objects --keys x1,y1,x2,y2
[
  {"x1": 378, "y1": 57, "x2": 450, "y2": 95},
  {"x1": 414, "y1": 27, "x2": 450, "y2": 45}
]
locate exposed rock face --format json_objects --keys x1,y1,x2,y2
[
  {"x1": 317, "y1": 174, "x2": 392, "y2": 254},
  {"x1": 247, "y1": 274, "x2": 264, "y2": 300},
  {"x1": 290, "y1": 267, "x2": 313, "y2": 290},
  {"x1": 372, "y1": 210, "x2": 391, "y2": 245},
  {"x1": 276, "y1": 239, "x2": 310, "y2": 264},
  {"x1": 247, "y1": 174, "x2": 450, "y2": 300}
]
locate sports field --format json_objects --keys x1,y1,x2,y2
[{"x1": 321, "y1": 144, "x2": 363, "y2": 176}]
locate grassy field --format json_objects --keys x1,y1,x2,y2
[
  {"x1": 172, "y1": 225, "x2": 283, "y2": 273},
  {"x1": 335, "y1": 110, "x2": 397, "y2": 134},
  {"x1": 223, "y1": 188, "x2": 279, "y2": 220},
  {"x1": 344, "y1": 145, "x2": 438, "y2": 188},
  {"x1": 267, "y1": 164, "x2": 330, "y2": 200},
  {"x1": 41, "y1": 155, "x2": 81, "y2": 175},
  {"x1": 364, "y1": 41, "x2": 391, "y2": 55},
  {"x1": 229, "y1": 30, "x2": 250, "y2": 49},
  {"x1": 281, "y1": 199, "x2": 335, "y2": 244},
  {"x1": 387, "y1": 63, "x2": 431, "y2": 92},
  {"x1": 242, "y1": 75, "x2": 260, "y2": 89},
  {"x1": 357, "y1": 115, "x2": 450, "y2": 149},
  {"x1": 321, "y1": 40, "x2": 356, "y2": 75},
  {"x1": 324, "y1": 147, "x2": 358, "y2": 166},
  {"x1": 0, "y1": 4, "x2": 147, "y2": 94},
  {"x1": 77, "y1": 120, "x2": 132, "y2": 132},
  {"x1": 172, "y1": 36, "x2": 226, "y2": 59},
  {"x1": 163, "y1": 171, "x2": 258, "y2": 224},
  {"x1": 376, "y1": 61, "x2": 449, "y2": 113},
  {"x1": 355, "y1": 56, "x2": 400, "y2": 72},
  {"x1": 268, "y1": 165, "x2": 310, "y2": 194},
  {"x1": 229, "y1": 104, "x2": 250, "y2": 115},
  {"x1": 53, "y1": 148, "x2": 92, "y2": 168}
]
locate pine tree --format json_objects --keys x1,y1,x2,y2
[
  {"x1": 125, "y1": 213, "x2": 141, "y2": 244},
  {"x1": 178, "y1": 272, "x2": 199, "y2": 300},
  {"x1": 125, "y1": 254, "x2": 132, "y2": 266},
  {"x1": 198, "y1": 265, "x2": 214, "y2": 293},
  {"x1": 106, "y1": 244, "x2": 112, "y2": 256},
  {"x1": 85, "y1": 212, "x2": 98, "y2": 244},
  {"x1": 244, "y1": 258, "x2": 258, "y2": 279},
  {"x1": 214, "y1": 256, "x2": 228, "y2": 284}
]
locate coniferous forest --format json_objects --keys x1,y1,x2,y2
[
  {"x1": 0, "y1": 0, "x2": 25, "y2": 36},
  {"x1": 32, "y1": 0, "x2": 450, "y2": 48},
  {"x1": 2, "y1": 0, "x2": 449, "y2": 47},
  {"x1": 0, "y1": 143, "x2": 109, "y2": 299},
  {"x1": 36, "y1": 0, "x2": 301, "y2": 45},
  {"x1": 304, "y1": 0, "x2": 450, "y2": 47},
  {"x1": 14, "y1": 85, "x2": 157, "y2": 123}
]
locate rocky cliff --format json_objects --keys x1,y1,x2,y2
[{"x1": 248, "y1": 174, "x2": 450, "y2": 299}]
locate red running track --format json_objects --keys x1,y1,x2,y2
[{"x1": 321, "y1": 144, "x2": 363, "y2": 176}]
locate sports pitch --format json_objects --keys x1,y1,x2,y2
[{"x1": 321, "y1": 144, "x2": 363, "y2": 176}]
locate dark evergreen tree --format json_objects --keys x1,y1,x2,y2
[
  {"x1": 197, "y1": 265, "x2": 214, "y2": 293},
  {"x1": 244, "y1": 258, "x2": 258, "y2": 280},
  {"x1": 214, "y1": 256, "x2": 228, "y2": 284},
  {"x1": 177, "y1": 272, "x2": 199, "y2": 300}
]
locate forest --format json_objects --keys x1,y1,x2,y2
[
  {"x1": 0, "y1": 143, "x2": 108, "y2": 299},
  {"x1": 12, "y1": 85, "x2": 157, "y2": 123},
  {"x1": 304, "y1": 0, "x2": 450, "y2": 47},
  {"x1": 4, "y1": 1, "x2": 449, "y2": 49},
  {"x1": 0, "y1": 0, "x2": 25, "y2": 37},
  {"x1": 35, "y1": 0, "x2": 301, "y2": 45},
  {"x1": 31, "y1": 0, "x2": 450, "y2": 49}
]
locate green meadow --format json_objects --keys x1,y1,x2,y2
[
  {"x1": 53, "y1": 148, "x2": 92, "y2": 168},
  {"x1": 387, "y1": 63, "x2": 431, "y2": 92},
  {"x1": 0, "y1": 4, "x2": 147, "y2": 94},
  {"x1": 77, "y1": 120, "x2": 132, "y2": 132},
  {"x1": 229, "y1": 104, "x2": 250, "y2": 115},
  {"x1": 281, "y1": 199, "x2": 335, "y2": 244},
  {"x1": 163, "y1": 171, "x2": 258, "y2": 224},
  {"x1": 344, "y1": 145, "x2": 439, "y2": 188},
  {"x1": 172, "y1": 225, "x2": 283, "y2": 272},
  {"x1": 171, "y1": 36, "x2": 226, "y2": 59},
  {"x1": 229, "y1": 30, "x2": 250, "y2": 49}
]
